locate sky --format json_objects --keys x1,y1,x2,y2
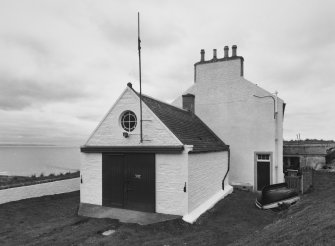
[{"x1": 0, "y1": 0, "x2": 334, "y2": 146}]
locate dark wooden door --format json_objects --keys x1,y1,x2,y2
[
  {"x1": 102, "y1": 155, "x2": 124, "y2": 207},
  {"x1": 102, "y1": 153, "x2": 155, "y2": 212},
  {"x1": 257, "y1": 162, "x2": 270, "y2": 190},
  {"x1": 124, "y1": 154, "x2": 155, "y2": 212}
]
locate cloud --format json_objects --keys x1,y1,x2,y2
[
  {"x1": 0, "y1": 75, "x2": 88, "y2": 110},
  {"x1": 0, "y1": 0, "x2": 335, "y2": 144}
]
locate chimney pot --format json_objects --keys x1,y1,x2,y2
[
  {"x1": 127, "y1": 82, "x2": 132, "y2": 88},
  {"x1": 200, "y1": 49, "x2": 205, "y2": 62},
  {"x1": 182, "y1": 94, "x2": 195, "y2": 113},
  {"x1": 213, "y1": 49, "x2": 217, "y2": 60},
  {"x1": 232, "y1": 45, "x2": 237, "y2": 57},
  {"x1": 224, "y1": 46, "x2": 229, "y2": 58}
]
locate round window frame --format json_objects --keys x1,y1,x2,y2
[{"x1": 120, "y1": 110, "x2": 137, "y2": 132}]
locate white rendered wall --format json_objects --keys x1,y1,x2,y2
[
  {"x1": 155, "y1": 147, "x2": 191, "y2": 216},
  {"x1": 173, "y1": 59, "x2": 284, "y2": 188},
  {"x1": 80, "y1": 153, "x2": 102, "y2": 205},
  {"x1": 188, "y1": 151, "x2": 228, "y2": 212},
  {"x1": 86, "y1": 88, "x2": 181, "y2": 147},
  {"x1": 0, "y1": 178, "x2": 80, "y2": 205}
]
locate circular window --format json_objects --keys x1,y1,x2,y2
[{"x1": 121, "y1": 110, "x2": 137, "y2": 132}]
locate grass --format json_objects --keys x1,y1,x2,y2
[
  {"x1": 0, "y1": 190, "x2": 278, "y2": 246},
  {"x1": 1, "y1": 171, "x2": 334, "y2": 245},
  {"x1": 232, "y1": 171, "x2": 335, "y2": 246},
  {"x1": 0, "y1": 171, "x2": 80, "y2": 190}
]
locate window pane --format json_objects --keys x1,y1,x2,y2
[{"x1": 121, "y1": 111, "x2": 137, "y2": 132}]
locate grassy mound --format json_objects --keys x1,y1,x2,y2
[{"x1": 232, "y1": 171, "x2": 335, "y2": 245}]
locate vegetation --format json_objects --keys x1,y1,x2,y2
[
  {"x1": 285, "y1": 139, "x2": 335, "y2": 144},
  {"x1": 0, "y1": 171, "x2": 80, "y2": 190},
  {"x1": 1, "y1": 171, "x2": 334, "y2": 245}
]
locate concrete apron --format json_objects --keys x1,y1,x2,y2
[{"x1": 78, "y1": 203, "x2": 181, "y2": 225}]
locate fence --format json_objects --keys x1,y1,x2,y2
[{"x1": 284, "y1": 167, "x2": 313, "y2": 194}]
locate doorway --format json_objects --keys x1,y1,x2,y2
[
  {"x1": 255, "y1": 153, "x2": 272, "y2": 191},
  {"x1": 102, "y1": 153, "x2": 155, "y2": 212}
]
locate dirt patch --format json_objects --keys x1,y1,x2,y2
[{"x1": 0, "y1": 190, "x2": 279, "y2": 245}]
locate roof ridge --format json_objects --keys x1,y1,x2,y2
[{"x1": 142, "y1": 94, "x2": 192, "y2": 114}]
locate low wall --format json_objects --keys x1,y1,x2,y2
[{"x1": 0, "y1": 177, "x2": 80, "y2": 205}]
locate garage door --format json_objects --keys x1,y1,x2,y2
[{"x1": 102, "y1": 153, "x2": 155, "y2": 212}]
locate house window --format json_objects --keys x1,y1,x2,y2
[
  {"x1": 121, "y1": 111, "x2": 137, "y2": 132},
  {"x1": 257, "y1": 154, "x2": 270, "y2": 161}
]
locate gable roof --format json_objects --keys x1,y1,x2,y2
[{"x1": 132, "y1": 88, "x2": 228, "y2": 153}]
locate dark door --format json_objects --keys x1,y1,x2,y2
[
  {"x1": 257, "y1": 162, "x2": 270, "y2": 190},
  {"x1": 102, "y1": 155, "x2": 124, "y2": 207},
  {"x1": 102, "y1": 153, "x2": 155, "y2": 212},
  {"x1": 125, "y1": 154, "x2": 155, "y2": 212}
]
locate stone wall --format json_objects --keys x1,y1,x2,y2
[
  {"x1": 0, "y1": 178, "x2": 80, "y2": 205},
  {"x1": 301, "y1": 168, "x2": 313, "y2": 193}
]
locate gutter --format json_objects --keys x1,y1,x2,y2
[
  {"x1": 80, "y1": 145, "x2": 184, "y2": 153},
  {"x1": 222, "y1": 147, "x2": 230, "y2": 190}
]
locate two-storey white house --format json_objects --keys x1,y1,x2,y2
[{"x1": 173, "y1": 46, "x2": 285, "y2": 190}]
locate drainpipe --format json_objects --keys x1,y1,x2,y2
[
  {"x1": 253, "y1": 92, "x2": 279, "y2": 184},
  {"x1": 222, "y1": 147, "x2": 230, "y2": 190},
  {"x1": 274, "y1": 91, "x2": 279, "y2": 183}
]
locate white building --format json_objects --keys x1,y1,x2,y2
[
  {"x1": 79, "y1": 45, "x2": 285, "y2": 224},
  {"x1": 173, "y1": 46, "x2": 285, "y2": 190},
  {"x1": 79, "y1": 84, "x2": 233, "y2": 223}
]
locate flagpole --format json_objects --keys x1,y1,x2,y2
[{"x1": 138, "y1": 12, "x2": 143, "y2": 143}]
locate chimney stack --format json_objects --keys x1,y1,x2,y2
[
  {"x1": 182, "y1": 94, "x2": 195, "y2": 113},
  {"x1": 224, "y1": 46, "x2": 229, "y2": 58},
  {"x1": 200, "y1": 49, "x2": 205, "y2": 62},
  {"x1": 232, "y1": 45, "x2": 237, "y2": 57},
  {"x1": 213, "y1": 49, "x2": 217, "y2": 60}
]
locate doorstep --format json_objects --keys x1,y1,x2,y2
[{"x1": 78, "y1": 203, "x2": 181, "y2": 225}]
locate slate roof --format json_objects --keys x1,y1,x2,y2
[{"x1": 137, "y1": 93, "x2": 228, "y2": 153}]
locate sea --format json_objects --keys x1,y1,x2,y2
[{"x1": 0, "y1": 146, "x2": 81, "y2": 177}]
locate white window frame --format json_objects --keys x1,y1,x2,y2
[{"x1": 120, "y1": 110, "x2": 137, "y2": 132}]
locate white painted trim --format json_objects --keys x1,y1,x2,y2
[
  {"x1": 127, "y1": 88, "x2": 184, "y2": 146},
  {"x1": 182, "y1": 185, "x2": 233, "y2": 224},
  {"x1": 85, "y1": 88, "x2": 129, "y2": 145}
]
